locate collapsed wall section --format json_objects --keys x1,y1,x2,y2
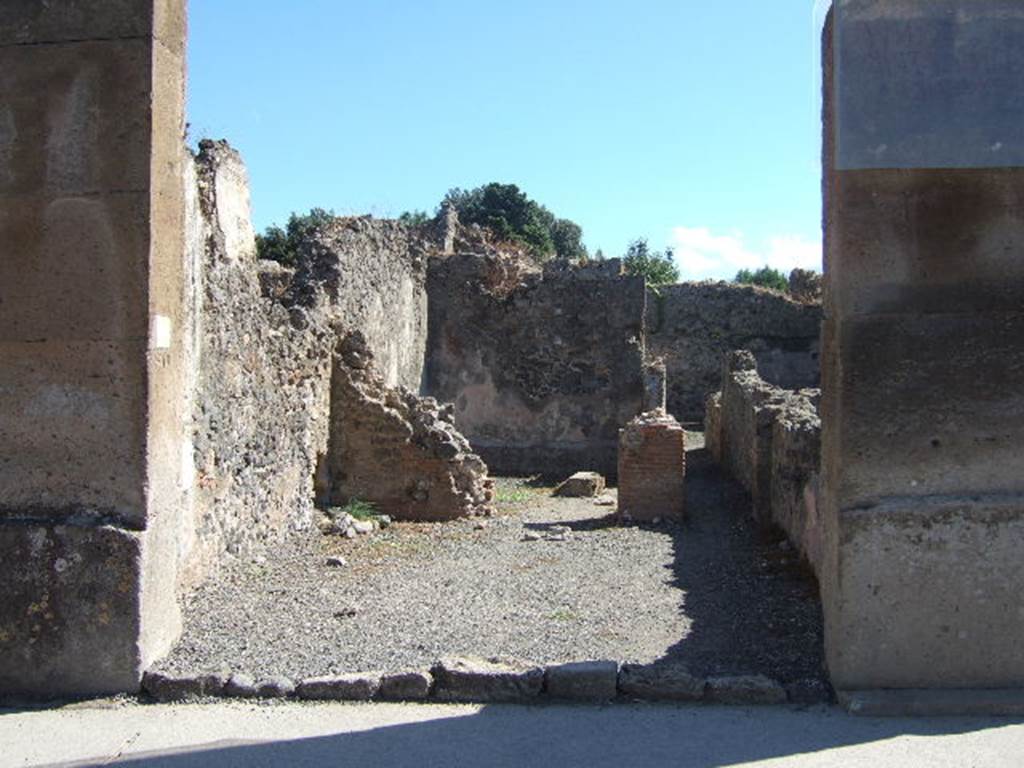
[
  {"x1": 647, "y1": 282, "x2": 821, "y2": 423},
  {"x1": 327, "y1": 332, "x2": 493, "y2": 521},
  {"x1": 425, "y1": 255, "x2": 645, "y2": 478},
  {"x1": 705, "y1": 351, "x2": 822, "y2": 572}
]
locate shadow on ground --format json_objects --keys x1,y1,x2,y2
[{"x1": 43, "y1": 703, "x2": 1022, "y2": 768}]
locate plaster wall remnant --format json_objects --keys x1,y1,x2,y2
[
  {"x1": 705, "y1": 352, "x2": 822, "y2": 572},
  {"x1": 425, "y1": 254, "x2": 645, "y2": 478},
  {"x1": 326, "y1": 331, "x2": 493, "y2": 521},
  {"x1": 821, "y1": 2, "x2": 1024, "y2": 698},
  {"x1": 617, "y1": 411, "x2": 686, "y2": 522},
  {"x1": 0, "y1": 0, "x2": 189, "y2": 697},
  {"x1": 646, "y1": 282, "x2": 820, "y2": 424}
]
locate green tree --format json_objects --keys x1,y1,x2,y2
[
  {"x1": 622, "y1": 238, "x2": 679, "y2": 287},
  {"x1": 256, "y1": 207, "x2": 336, "y2": 267},
  {"x1": 442, "y1": 183, "x2": 585, "y2": 261},
  {"x1": 398, "y1": 210, "x2": 430, "y2": 227},
  {"x1": 735, "y1": 266, "x2": 789, "y2": 293}
]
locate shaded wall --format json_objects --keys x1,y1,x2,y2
[
  {"x1": 0, "y1": 0, "x2": 189, "y2": 697},
  {"x1": 425, "y1": 256, "x2": 645, "y2": 478},
  {"x1": 646, "y1": 282, "x2": 820, "y2": 424}
]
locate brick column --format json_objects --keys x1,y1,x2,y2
[{"x1": 618, "y1": 412, "x2": 685, "y2": 522}]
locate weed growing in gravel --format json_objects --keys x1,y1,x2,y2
[
  {"x1": 548, "y1": 608, "x2": 579, "y2": 622},
  {"x1": 495, "y1": 487, "x2": 531, "y2": 504},
  {"x1": 342, "y1": 498, "x2": 378, "y2": 521}
]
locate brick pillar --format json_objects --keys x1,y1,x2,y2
[
  {"x1": 617, "y1": 412, "x2": 685, "y2": 522},
  {"x1": 821, "y1": 1, "x2": 1024, "y2": 697},
  {"x1": 0, "y1": 0, "x2": 189, "y2": 697}
]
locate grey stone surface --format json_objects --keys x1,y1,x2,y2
[
  {"x1": 838, "y1": 688, "x2": 1024, "y2": 717},
  {"x1": 545, "y1": 660, "x2": 619, "y2": 701},
  {"x1": 378, "y1": 670, "x2": 433, "y2": 701},
  {"x1": 706, "y1": 675, "x2": 787, "y2": 705},
  {"x1": 618, "y1": 663, "x2": 706, "y2": 702},
  {"x1": 256, "y1": 677, "x2": 296, "y2": 698},
  {"x1": 554, "y1": 472, "x2": 606, "y2": 498},
  {"x1": 646, "y1": 282, "x2": 820, "y2": 423},
  {"x1": 432, "y1": 657, "x2": 545, "y2": 703},
  {"x1": 223, "y1": 673, "x2": 258, "y2": 699},
  {"x1": 297, "y1": 673, "x2": 382, "y2": 701},
  {"x1": 425, "y1": 254, "x2": 645, "y2": 478}
]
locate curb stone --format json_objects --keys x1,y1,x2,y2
[
  {"x1": 296, "y1": 673, "x2": 381, "y2": 701},
  {"x1": 546, "y1": 660, "x2": 619, "y2": 701}
]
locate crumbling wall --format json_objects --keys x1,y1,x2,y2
[
  {"x1": 618, "y1": 410, "x2": 686, "y2": 522},
  {"x1": 705, "y1": 350, "x2": 821, "y2": 571},
  {"x1": 186, "y1": 141, "x2": 333, "y2": 578},
  {"x1": 327, "y1": 332, "x2": 493, "y2": 521},
  {"x1": 646, "y1": 282, "x2": 821, "y2": 423},
  {"x1": 424, "y1": 255, "x2": 645, "y2": 477},
  {"x1": 284, "y1": 216, "x2": 429, "y2": 391}
]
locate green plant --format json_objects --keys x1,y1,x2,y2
[
  {"x1": 622, "y1": 238, "x2": 679, "y2": 291},
  {"x1": 341, "y1": 498, "x2": 378, "y2": 521},
  {"x1": 495, "y1": 487, "x2": 531, "y2": 504},
  {"x1": 398, "y1": 210, "x2": 430, "y2": 227},
  {"x1": 735, "y1": 266, "x2": 789, "y2": 293},
  {"x1": 255, "y1": 207, "x2": 336, "y2": 267}
]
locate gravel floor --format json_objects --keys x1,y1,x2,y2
[{"x1": 156, "y1": 437, "x2": 825, "y2": 685}]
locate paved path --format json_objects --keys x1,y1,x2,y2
[{"x1": 4, "y1": 700, "x2": 1023, "y2": 767}]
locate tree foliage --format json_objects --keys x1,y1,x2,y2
[
  {"x1": 443, "y1": 183, "x2": 586, "y2": 261},
  {"x1": 256, "y1": 207, "x2": 336, "y2": 267},
  {"x1": 734, "y1": 266, "x2": 789, "y2": 293},
  {"x1": 398, "y1": 210, "x2": 430, "y2": 227},
  {"x1": 622, "y1": 238, "x2": 679, "y2": 287}
]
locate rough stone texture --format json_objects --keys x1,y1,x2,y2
[
  {"x1": 326, "y1": 332, "x2": 493, "y2": 521},
  {"x1": 186, "y1": 141, "x2": 333, "y2": 578},
  {"x1": 425, "y1": 254, "x2": 645, "y2": 478},
  {"x1": 821, "y1": 6, "x2": 1024, "y2": 693},
  {"x1": 788, "y1": 269, "x2": 822, "y2": 304},
  {"x1": 296, "y1": 674, "x2": 382, "y2": 702},
  {"x1": 545, "y1": 661, "x2": 619, "y2": 701},
  {"x1": 618, "y1": 663, "x2": 706, "y2": 702},
  {"x1": 141, "y1": 670, "x2": 227, "y2": 702},
  {"x1": 771, "y1": 407, "x2": 822, "y2": 574},
  {"x1": 645, "y1": 282, "x2": 821, "y2": 423},
  {"x1": 378, "y1": 670, "x2": 433, "y2": 701},
  {"x1": 256, "y1": 676, "x2": 296, "y2": 699},
  {"x1": 284, "y1": 216, "x2": 429, "y2": 391},
  {"x1": 0, "y1": 0, "x2": 189, "y2": 697},
  {"x1": 223, "y1": 673, "x2": 258, "y2": 698},
  {"x1": 704, "y1": 392, "x2": 723, "y2": 464},
  {"x1": 706, "y1": 675, "x2": 787, "y2": 705},
  {"x1": 617, "y1": 411, "x2": 686, "y2": 522},
  {"x1": 554, "y1": 472, "x2": 606, "y2": 498},
  {"x1": 432, "y1": 657, "x2": 545, "y2": 703}
]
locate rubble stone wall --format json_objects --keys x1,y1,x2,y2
[
  {"x1": 326, "y1": 332, "x2": 493, "y2": 521},
  {"x1": 705, "y1": 350, "x2": 822, "y2": 572},
  {"x1": 647, "y1": 283, "x2": 821, "y2": 423},
  {"x1": 424, "y1": 255, "x2": 645, "y2": 478}
]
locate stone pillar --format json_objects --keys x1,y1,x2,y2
[
  {"x1": 821, "y1": 1, "x2": 1024, "y2": 697},
  {"x1": 0, "y1": 0, "x2": 190, "y2": 697},
  {"x1": 617, "y1": 412, "x2": 685, "y2": 522},
  {"x1": 642, "y1": 358, "x2": 667, "y2": 413}
]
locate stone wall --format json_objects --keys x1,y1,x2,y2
[
  {"x1": 326, "y1": 332, "x2": 493, "y2": 521},
  {"x1": 424, "y1": 255, "x2": 645, "y2": 478},
  {"x1": 705, "y1": 351, "x2": 822, "y2": 572},
  {"x1": 185, "y1": 141, "x2": 334, "y2": 581},
  {"x1": 617, "y1": 411, "x2": 686, "y2": 522},
  {"x1": 646, "y1": 282, "x2": 821, "y2": 423}
]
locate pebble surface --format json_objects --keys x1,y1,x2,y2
[{"x1": 156, "y1": 445, "x2": 824, "y2": 689}]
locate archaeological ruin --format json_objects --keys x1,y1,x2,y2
[{"x1": 2, "y1": 0, "x2": 1023, "y2": 716}]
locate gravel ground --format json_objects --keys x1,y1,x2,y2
[{"x1": 156, "y1": 436, "x2": 825, "y2": 685}]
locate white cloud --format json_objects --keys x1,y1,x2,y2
[{"x1": 668, "y1": 226, "x2": 822, "y2": 281}]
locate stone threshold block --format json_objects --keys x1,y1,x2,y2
[
  {"x1": 839, "y1": 689, "x2": 1024, "y2": 718},
  {"x1": 617, "y1": 410, "x2": 686, "y2": 522}
]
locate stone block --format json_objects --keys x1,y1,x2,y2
[
  {"x1": 296, "y1": 673, "x2": 382, "y2": 702},
  {"x1": 838, "y1": 688, "x2": 1024, "y2": 718},
  {"x1": 545, "y1": 660, "x2": 618, "y2": 701},
  {"x1": 431, "y1": 657, "x2": 544, "y2": 703},
  {"x1": 617, "y1": 412, "x2": 686, "y2": 522},
  {"x1": 554, "y1": 472, "x2": 606, "y2": 498},
  {"x1": 706, "y1": 675, "x2": 787, "y2": 705},
  {"x1": 0, "y1": 523, "x2": 144, "y2": 697},
  {"x1": 223, "y1": 673, "x2": 258, "y2": 698},
  {"x1": 141, "y1": 671, "x2": 227, "y2": 702},
  {"x1": 617, "y1": 663, "x2": 706, "y2": 701},
  {"x1": 256, "y1": 676, "x2": 296, "y2": 699},
  {"x1": 378, "y1": 670, "x2": 432, "y2": 701}
]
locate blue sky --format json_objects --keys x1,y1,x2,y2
[{"x1": 187, "y1": 1, "x2": 829, "y2": 279}]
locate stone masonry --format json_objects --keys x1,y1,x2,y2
[
  {"x1": 617, "y1": 411, "x2": 686, "y2": 522},
  {"x1": 327, "y1": 332, "x2": 493, "y2": 521}
]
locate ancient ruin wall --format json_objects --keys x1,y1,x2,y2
[
  {"x1": 284, "y1": 216, "x2": 429, "y2": 391},
  {"x1": 425, "y1": 256, "x2": 645, "y2": 477},
  {"x1": 705, "y1": 351, "x2": 822, "y2": 572},
  {"x1": 186, "y1": 141, "x2": 333, "y2": 578},
  {"x1": 647, "y1": 282, "x2": 821, "y2": 423}
]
